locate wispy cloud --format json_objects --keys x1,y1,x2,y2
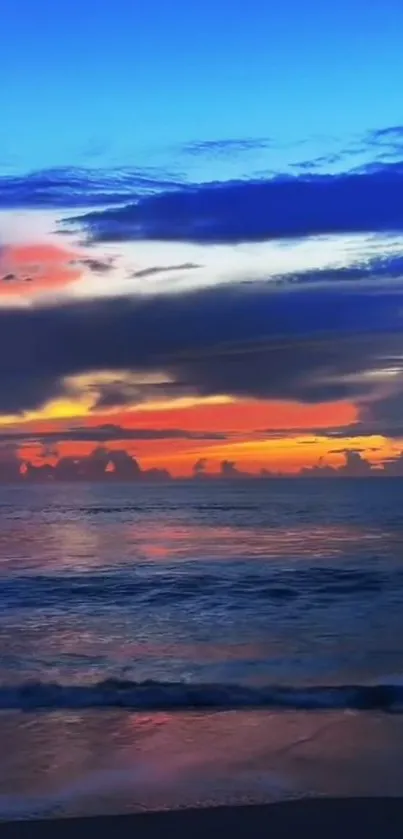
[
  {"x1": 132, "y1": 262, "x2": 201, "y2": 279},
  {"x1": 0, "y1": 423, "x2": 228, "y2": 445},
  {"x1": 0, "y1": 167, "x2": 184, "y2": 209},
  {"x1": 181, "y1": 138, "x2": 274, "y2": 157},
  {"x1": 364, "y1": 125, "x2": 403, "y2": 158}
]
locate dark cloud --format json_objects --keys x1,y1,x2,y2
[
  {"x1": 264, "y1": 255, "x2": 403, "y2": 291},
  {"x1": 132, "y1": 262, "x2": 201, "y2": 279},
  {"x1": 342, "y1": 387, "x2": 403, "y2": 440},
  {"x1": 193, "y1": 458, "x2": 208, "y2": 476},
  {"x1": 71, "y1": 165, "x2": 403, "y2": 244},
  {"x1": 220, "y1": 459, "x2": 243, "y2": 478},
  {"x1": 92, "y1": 379, "x2": 189, "y2": 409},
  {"x1": 0, "y1": 280, "x2": 402, "y2": 417},
  {"x1": 0, "y1": 424, "x2": 227, "y2": 445},
  {"x1": 300, "y1": 448, "x2": 403, "y2": 478},
  {"x1": 72, "y1": 257, "x2": 114, "y2": 273},
  {"x1": 358, "y1": 388, "x2": 403, "y2": 435},
  {"x1": 313, "y1": 382, "x2": 403, "y2": 440},
  {"x1": 300, "y1": 450, "x2": 377, "y2": 477},
  {"x1": 21, "y1": 446, "x2": 172, "y2": 483}
]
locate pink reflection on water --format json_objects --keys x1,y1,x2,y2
[
  {"x1": 4, "y1": 520, "x2": 388, "y2": 573},
  {"x1": 1, "y1": 710, "x2": 403, "y2": 818}
]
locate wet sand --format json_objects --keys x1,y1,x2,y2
[{"x1": 1, "y1": 798, "x2": 403, "y2": 839}]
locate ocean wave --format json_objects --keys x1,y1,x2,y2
[
  {"x1": 1, "y1": 679, "x2": 402, "y2": 712},
  {"x1": 1, "y1": 566, "x2": 395, "y2": 611}
]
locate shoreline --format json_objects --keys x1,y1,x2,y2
[{"x1": 1, "y1": 799, "x2": 403, "y2": 838}]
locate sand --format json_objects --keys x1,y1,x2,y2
[{"x1": 1, "y1": 798, "x2": 403, "y2": 839}]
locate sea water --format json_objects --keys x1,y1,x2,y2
[{"x1": 1, "y1": 478, "x2": 403, "y2": 817}]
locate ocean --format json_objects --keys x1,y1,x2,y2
[{"x1": 1, "y1": 478, "x2": 403, "y2": 818}]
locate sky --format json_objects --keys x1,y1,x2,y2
[{"x1": 1, "y1": 0, "x2": 403, "y2": 478}]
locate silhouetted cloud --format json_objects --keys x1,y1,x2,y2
[
  {"x1": 220, "y1": 459, "x2": 244, "y2": 478},
  {"x1": 21, "y1": 446, "x2": 172, "y2": 483},
  {"x1": 299, "y1": 450, "x2": 378, "y2": 477},
  {"x1": 193, "y1": 458, "x2": 208, "y2": 477},
  {"x1": 299, "y1": 448, "x2": 403, "y2": 477}
]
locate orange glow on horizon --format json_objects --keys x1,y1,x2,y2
[{"x1": 11, "y1": 393, "x2": 397, "y2": 476}]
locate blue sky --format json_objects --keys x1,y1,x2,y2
[{"x1": 2, "y1": 0, "x2": 403, "y2": 175}]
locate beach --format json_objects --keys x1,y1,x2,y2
[{"x1": 2, "y1": 799, "x2": 403, "y2": 838}]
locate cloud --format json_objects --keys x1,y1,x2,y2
[
  {"x1": 193, "y1": 458, "x2": 208, "y2": 476},
  {"x1": 72, "y1": 257, "x2": 114, "y2": 273},
  {"x1": 335, "y1": 386, "x2": 403, "y2": 440},
  {"x1": 19, "y1": 446, "x2": 173, "y2": 483},
  {"x1": 291, "y1": 152, "x2": 345, "y2": 171},
  {"x1": 70, "y1": 164, "x2": 403, "y2": 245},
  {"x1": 299, "y1": 448, "x2": 403, "y2": 478},
  {"x1": 220, "y1": 459, "x2": 243, "y2": 477},
  {"x1": 132, "y1": 262, "x2": 201, "y2": 278},
  {"x1": 0, "y1": 424, "x2": 227, "y2": 445},
  {"x1": 300, "y1": 450, "x2": 377, "y2": 477},
  {"x1": 0, "y1": 167, "x2": 184, "y2": 209},
  {"x1": 0, "y1": 280, "x2": 402, "y2": 416},
  {"x1": 2, "y1": 124, "x2": 403, "y2": 218},
  {"x1": 181, "y1": 138, "x2": 273, "y2": 157},
  {"x1": 309, "y1": 378, "x2": 403, "y2": 441},
  {"x1": 364, "y1": 126, "x2": 403, "y2": 158}
]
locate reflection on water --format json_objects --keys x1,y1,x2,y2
[
  {"x1": 1, "y1": 481, "x2": 403, "y2": 816},
  {"x1": 0, "y1": 479, "x2": 403, "y2": 575},
  {"x1": 1, "y1": 480, "x2": 403, "y2": 688},
  {"x1": 1, "y1": 709, "x2": 403, "y2": 818}
]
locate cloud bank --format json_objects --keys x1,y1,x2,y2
[{"x1": 0, "y1": 282, "x2": 402, "y2": 422}]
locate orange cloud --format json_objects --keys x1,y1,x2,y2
[
  {"x1": 10, "y1": 397, "x2": 364, "y2": 476},
  {"x1": 86, "y1": 398, "x2": 358, "y2": 433}
]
